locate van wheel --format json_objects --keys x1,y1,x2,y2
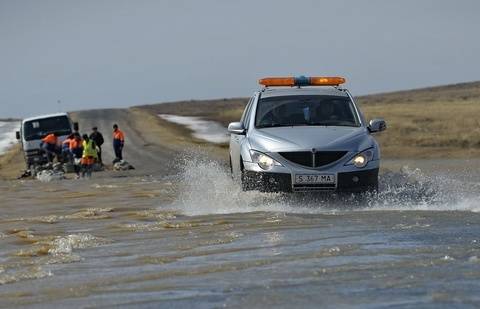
[{"x1": 29, "y1": 164, "x2": 37, "y2": 177}]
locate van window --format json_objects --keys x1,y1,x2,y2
[{"x1": 23, "y1": 116, "x2": 72, "y2": 141}]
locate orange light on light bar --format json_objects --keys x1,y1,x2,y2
[
  {"x1": 258, "y1": 77, "x2": 295, "y2": 87},
  {"x1": 309, "y1": 76, "x2": 346, "y2": 86},
  {"x1": 258, "y1": 76, "x2": 346, "y2": 87}
]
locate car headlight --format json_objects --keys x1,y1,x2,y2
[
  {"x1": 249, "y1": 150, "x2": 281, "y2": 170},
  {"x1": 346, "y1": 149, "x2": 374, "y2": 168}
]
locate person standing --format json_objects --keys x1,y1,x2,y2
[
  {"x1": 70, "y1": 133, "x2": 83, "y2": 178},
  {"x1": 89, "y1": 127, "x2": 104, "y2": 165},
  {"x1": 81, "y1": 134, "x2": 98, "y2": 178},
  {"x1": 112, "y1": 124, "x2": 125, "y2": 163}
]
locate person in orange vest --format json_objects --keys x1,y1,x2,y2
[
  {"x1": 41, "y1": 132, "x2": 59, "y2": 163},
  {"x1": 61, "y1": 134, "x2": 75, "y2": 163},
  {"x1": 69, "y1": 133, "x2": 83, "y2": 178},
  {"x1": 112, "y1": 124, "x2": 125, "y2": 163}
]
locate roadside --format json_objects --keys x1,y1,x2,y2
[{"x1": 0, "y1": 144, "x2": 24, "y2": 180}]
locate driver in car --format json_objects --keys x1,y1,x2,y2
[{"x1": 313, "y1": 102, "x2": 339, "y2": 123}]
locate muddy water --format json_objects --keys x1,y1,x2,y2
[
  {"x1": 1, "y1": 158, "x2": 480, "y2": 308},
  {"x1": 0, "y1": 121, "x2": 20, "y2": 155}
]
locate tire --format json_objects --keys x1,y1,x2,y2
[
  {"x1": 239, "y1": 157, "x2": 251, "y2": 191},
  {"x1": 29, "y1": 164, "x2": 38, "y2": 177},
  {"x1": 240, "y1": 171, "x2": 252, "y2": 191}
]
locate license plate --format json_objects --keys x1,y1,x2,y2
[{"x1": 295, "y1": 174, "x2": 336, "y2": 184}]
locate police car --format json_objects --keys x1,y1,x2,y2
[{"x1": 228, "y1": 76, "x2": 386, "y2": 193}]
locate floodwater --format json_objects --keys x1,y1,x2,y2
[
  {"x1": 0, "y1": 121, "x2": 20, "y2": 155},
  {"x1": 1, "y1": 157, "x2": 480, "y2": 308}
]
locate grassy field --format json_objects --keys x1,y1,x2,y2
[
  {"x1": 138, "y1": 98, "x2": 248, "y2": 127},
  {"x1": 358, "y1": 81, "x2": 480, "y2": 158},
  {"x1": 0, "y1": 144, "x2": 24, "y2": 179},
  {"x1": 141, "y1": 81, "x2": 480, "y2": 159}
]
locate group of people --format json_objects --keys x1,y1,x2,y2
[{"x1": 40, "y1": 124, "x2": 125, "y2": 178}]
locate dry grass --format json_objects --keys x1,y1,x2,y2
[
  {"x1": 358, "y1": 81, "x2": 480, "y2": 158},
  {"x1": 360, "y1": 101, "x2": 480, "y2": 158},
  {"x1": 137, "y1": 98, "x2": 248, "y2": 127},
  {"x1": 0, "y1": 144, "x2": 24, "y2": 180},
  {"x1": 129, "y1": 108, "x2": 229, "y2": 159}
]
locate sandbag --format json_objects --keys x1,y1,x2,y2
[{"x1": 113, "y1": 160, "x2": 135, "y2": 171}]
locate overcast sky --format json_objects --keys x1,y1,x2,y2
[{"x1": 1, "y1": 0, "x2": 480, "y2": 118}]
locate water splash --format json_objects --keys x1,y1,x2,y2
[
  {"x1": 47, "y1": 234, "x2": 111, "y2": 255},
  {"x1": 167, "y1": 154, "x2": 287, "y2": 215},
  {"x1": 167, "y1": 155, "x2": 480, "y2": 216}
]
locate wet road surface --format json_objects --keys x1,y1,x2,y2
[{"x1": 1, "y1": 158, "x2": 480, "y2": 308}]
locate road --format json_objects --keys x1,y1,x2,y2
[{"x1": 71, "y1": 108, "x2": 181, "y2": 176}]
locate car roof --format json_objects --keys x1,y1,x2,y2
[
  {"x1": 259, "y1": 86, "x2": 349, "y2": 99},
  {"x1": 22, "y1": 112, "x2": 70, "y2": 123}
]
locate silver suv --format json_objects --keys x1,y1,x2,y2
[{"x1": 228, "y1": 76, "x2": 386, "y2": 193}]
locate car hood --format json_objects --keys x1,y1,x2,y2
[{"x1": 249, "y1": 126, "x2": 374, "y2": 152}]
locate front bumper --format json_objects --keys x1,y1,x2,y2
[
  {"x1": 25, "y1": 149, "x2": 48, "y2": 166},
  {"x1": 243, "y1": 168, "x2": 379, "y2": 193}
]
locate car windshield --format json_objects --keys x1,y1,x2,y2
[
  {"x1": 23, "y1": 116, "x2": 72, "y2": 141},
  {"x1": 255, "y1": 95, "x2": 360, "y2": 128}
]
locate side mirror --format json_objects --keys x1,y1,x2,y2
[
  {"x1": 368, "y1": 119, "x2": 386, "y2": 133},
  {"x1": 16, "y1": 131, "x2": 20, "y2": 140},
  {"x1": 73, "y1": 122, "x2": 79, "y2": 132},
  {"x1": 228, "y1": 122, "x2": 246, "y2": 135}
]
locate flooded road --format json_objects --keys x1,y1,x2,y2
[
  {"x1": 0, "y1": 121, "x2": 20, "y2": 155},
  {"x1": 1, "y1": 158, "x2": 480, "y2": 308}
]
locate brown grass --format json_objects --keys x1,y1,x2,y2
[
  {"x1": 137, "y1": 98, "x2": 248, "y2": 127},
  {"x1": 129, "y1": 108, "x2": 229, "y2": 160},
  {"x1": 0, "y1": 144, "x2": 24, "y2": 180},
  {"x1": 358, "y1": 81, "x2": 480, "y2": 158}
]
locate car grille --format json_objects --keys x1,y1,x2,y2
[{"x1": 278, "y1": 151, "x2": 348, "y2": 168}]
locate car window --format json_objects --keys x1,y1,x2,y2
[
  {"x1": 241, "y1": 96, "x2": 254, "y2": 128},
  {"x1": 255, "y1": 95, "x2": 360, "y2": 128}
]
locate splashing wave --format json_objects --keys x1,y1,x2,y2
[{"x1": 167, "y1": 155, "x2": 480, "y2": 215}]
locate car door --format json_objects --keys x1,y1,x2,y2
[{"x1": 230, "y1": 95, "x2": 255, "y2": 175}]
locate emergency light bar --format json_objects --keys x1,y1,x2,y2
[{"x1": 259, "y1": 76, "x2": 346, "y2": 87}]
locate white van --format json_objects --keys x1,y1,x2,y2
[{"x1": 16, "y1": 113, "x2": 78, "y2": 170}]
